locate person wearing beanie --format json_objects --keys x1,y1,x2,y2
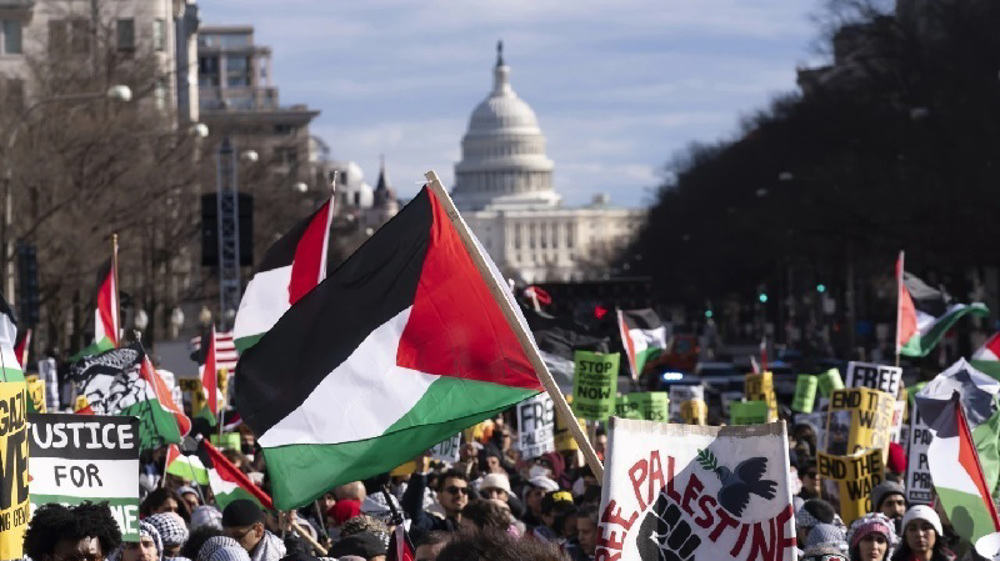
[
  {"x1": 191, "y1": 506, "x2": 224, "y2": 531},
  {"x1": 890, "y1": 506, "x2": 955, "y2": 561},
  {"x1": 197, "y1": 537, "x2": 251, "y2": 561},
  {"x1": 870, "y1": 481, "x2": 907, "y2": 532},
  {"x1": 478, "y1": 473, "x2": 511, "y2": 501},
  {"x1": 327, "y1": 531, "x2": 388, "y2": 561},
  {"x1": 802, "y1": 544, "x2": 849, "y2": 561},
  {"x1": 796, "y1": 499, "x2": 839, "y2": 546},
  {"x1": 847, "y1": 513, "x2": 897, "y2": 561},
  {"x1": 221, "y1": 500, "x2": 286, "y2": 561},
  {"x1": 147, "y1": 512, "x2": 190, "y2": 559},
  {"x1": 807, "y1": 523, "x2": 848, "y2": 550}
]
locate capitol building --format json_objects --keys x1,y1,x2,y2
[{"x1": 452, "y1": 45, "x2": 645, "y2": 283}]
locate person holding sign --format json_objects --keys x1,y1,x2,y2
[{"x1": 23, "y1": 502, "x2": 124, "y2": 561}]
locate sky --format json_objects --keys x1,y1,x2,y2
[{"x1": 200, "y1": 0, "x2": 829, "y2": 208}]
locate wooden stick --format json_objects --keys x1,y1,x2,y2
[
  {"x1": 895, "y1": 250, "x2": 903, "y2": 368},
  {"x1": 424, "y1": 171, "x2": 604, "y2": 481},
  {"x1": 289, "y1": 519, "x2": 328, "y2": 555},
  {"x1": 112, "y1": 233, "x2": 121, "y2": 348}
]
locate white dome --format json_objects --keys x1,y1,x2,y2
[{"x1": 452, "y1": 43, "x2": 559, "y2": 212}]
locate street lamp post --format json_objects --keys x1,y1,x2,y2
[{"x1": 1, "y1": 85, "x2": 132, "y2": 301}]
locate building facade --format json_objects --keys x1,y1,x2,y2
[{"x1": 453, "y1": 44, "x2": 644, "y2": 283}]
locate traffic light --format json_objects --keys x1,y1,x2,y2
[
  {"x1": 704, "y1": 309, "x2": 713, "y2": 319},
  {"x1": 593, "y1": 304, "x2": 608, "y2": 320},
  {"x1": 816, "y1": 284, "x2": 827, "y2": 293},
  {"x1": 758, "y1": 292, "x2": 768, "y2": 304}
]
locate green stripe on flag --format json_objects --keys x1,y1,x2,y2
[
  {"x1": 234, "y1": 333, "x2": 264, "y2": 355},
  {"x1": 120, "y1": 399, "x2": 183, "y2": 451},
  {"x1": 69, "y1": 337, "x2": 116, "y2": 362},
  {"x1": 971, "y1": 360, "x2": 1000, "y2": 383},
  {"x1": 31, "y1": 495, "x2": 140, "y2": 541},
  {"x1": 214, "y1": 486, "x2": 268, "y2": 512},
  {"x1": 263, "y1": 376, "x2": 536, "y2": 509},
  {"x1": 935, "y1": 486, "x2": 999, "y2": 542},
  {"x1": 972, "y1": 408, "x2": 1000, "y2": 496},
  {"x1": 1, "y1": 366, "x2": 23, "y2": 382},
  {"x1": 901, "y1": 304, "x2": 989, "y2": 357}
]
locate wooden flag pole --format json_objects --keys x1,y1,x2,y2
[
  {"x1": 112, "y1": 233, "x2": 121, "y2": 348},
  {"x1": 424, "y1": 171, "x2": 604, "y2": 480},
  {"x1": 894, "y1": 250, "x2": 904, "y2": 368}
]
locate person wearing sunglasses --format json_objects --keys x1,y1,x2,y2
[
  {"x1": 23, "y1": 502, "x2": 123, "y2": 561},
  {"x1": 402, "y1": 455, "x2": 470, "y2": 544}
]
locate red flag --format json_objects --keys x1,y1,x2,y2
[
  {"x1": 14, "y1": 328, "x2": 30, "y2": 368},
  {"x1": 198, "y1": 326, "x2": 218, "y2": 425}
]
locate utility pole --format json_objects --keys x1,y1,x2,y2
[{"x1": 216, "y1": 137, "x2": 241, "y2": 331}]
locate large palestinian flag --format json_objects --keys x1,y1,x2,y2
[
  {"x1": 197, "y1": 439, "x2": 273, "y2": 511},
  {"x1": 0, "y1": 293, "x2": 22, "y2": 382},
  {"x1": 236, "y1": 184, "x2": 544, "y2": 509},
  {"x1": 972, "y1": 332, "x2": 1000, "y2": 381},
  {"x1": 897, "y1": 252, "x2": 988, "y2": 357},
  {"x1": 916, "y1": 359, "x2": 1000, "y2": 542},
  {"x1": 616, "y1": 308, "x2": 667, "y2": 379},
  {"x1": 233, "y1": 197, "x2": 335, "y2": 353}
]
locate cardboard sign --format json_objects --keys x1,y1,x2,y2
[
  {"x1": 430, "y1": 433, "x2": 462, "y2": 464},
  {"x1": 845, "y1": 361, "x2": 902, "y2": 397},
  {"x1": 615, "y1": 392, "x2": 668, "y2": 422},
  {"x1": 571, "y1": 350, "x2": 619, "y2": 421},
  {"x1": 668, "y1": 385, "x2": 704, "y2": 423},
  {"x1": 0, "y1": 382, "x2": 29, "y2": 561},
  {"x1": 680, "y1": 399, "x2": 707, "y2": 425},
  {"x1": 826, "y1": 387, "x2": 895, "y2": 460},
  {"x1": 817, "y1": 449, "x2": 885, "y2": 524},
  {"x1": 906, "y1": 408, "x2": 933, "y2": 505},
  {"x1": 517, "y1": 393, "x2": 554, "y2": 459},
  {"x1": 745, "y1": 372, "x2": 777, "y2": 421},
  {"x1": 28, "y1": 413, "x2": 140, "y2": 541},
  {"x1": 792, "y1": 375, "x2": 818, "y2": 413},
  {"x1": 730, "y1": 400, "x2": 768, "y2": 425},
  {"x1": 598, "y1": 419, "x2": 796, "y2": 561},
  {"x1": 817, "y1": 368, "x2": 845, "y2": 396}
]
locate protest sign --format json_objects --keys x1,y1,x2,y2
[
  {"x1": 598, "y1": 419, "x2": 795, "y2": 561},
  {"x1": 24, "y1": 375, "x2": 46, "y2": 414},
  {"x1": 668, "y1": 385, "x2": 704, "y2": 423},
  {"x1": 28, "y1": 413, "x2": 140, "y2": 541},
  {"x1": 906, "y1": 408, "x2": 933, "y2": 505},
  {"x1": 210, "y1": 432, "x2": 240, "y2": 451},
  {"x1": 555, "y1": 396, "x2": 585, "y2": 452},
  {"x1": 826, "y1": 387, "x2": 895, "y2": 460},
  {"x1": 745, "y1": 372, "x2": 777, "y2": 421},
  {"x1": 517, "y1": 393, "x2": 554, "y2": 459},
  {"x1": 845, "y1": 361, "x2": 902, "y2": 397},
  {"x1": 571, "y1": 350, "x2": 619, "y2": 420},
  {"x1": 430, "y1": 433, "x2": 461, "y2": 464},
  {"x1": 615, "y1": 392, "x2": 668, "y2": 421},
  {"x1": 680, "y1": 399, "x2": 707, "y2": 425},
  {"x1": 817, "y1": 449, "x2": 885, "y2": 524},
  {"x1": 730, "y1": 400, "x2": 768, "y2": 425},
  {"x1": 817, "y1": 368, "x2": 844, "y2": 396},
  {"x1": 791, "y1": 375, "x2": 818, "y2": 413},
  {"x1": 0, "y1": 382, "x2": 29, "y2": 561}
]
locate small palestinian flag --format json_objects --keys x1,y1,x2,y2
[
  {"x1": 73, "y1": 259, "x2": 119, "y2": 360},
  {"x1": 233, "y1": 197, "x2": 335, "y2": 353},
  {"x1": 616, "y1": 308, "x2": 667, "y2": 380},
  {"x1": 14, "y1": 327, "x2": 30, "y2": 368},
  {"x1": 197, "y1": 439, "x2": 273, "y2": 511},
  {"x1": 972, "y1": 332, "x2": 1000, "y2": 380},
  {"x1": 165, "y1": 443, "x2": 209, "y2": 485},
  {"x1": 896, "y1": 251, "x2": 989, "y2": 358},
  {"x1": 236, "y1": 183, "x2": 544, "y2": 509},
  {"x1": 0, "y1": 292, "x2": 22, "y2": 382},
  {"x1": 197, "y1": 326, "x2": 219, "y2": 426}
]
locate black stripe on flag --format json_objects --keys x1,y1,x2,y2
[
  {"x1": 29, "y1": 413, "x2": 140, "y2": 460},
  {"x1": 902, "y1": 272, "x2": 951, "y2": 317},
  {"x1": 236, "y1": 189, "x2": 432, "y2": 436},
  {"x1": 621, "y1": 308, "x2": 662, "y2": 330}
]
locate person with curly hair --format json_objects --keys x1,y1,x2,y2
[{"x1": 23, "y1": 502, "x2": 123, "y2": 561}]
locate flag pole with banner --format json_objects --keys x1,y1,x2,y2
[
  {"x1": 424, "y1": 170, "x2": 603, "y2": 480},
  {"x1": 895, "y1": 250, "x2": 904, "y2": 367},
  {"x1": 112, "y1": 233, "x2": 121, "y2": 349}
]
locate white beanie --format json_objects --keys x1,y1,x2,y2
[
  {"x1": 901, "y1": 505, "x2": 943, "y2": 537},
  {"x1": 479, "y1": 473, "x2": 511, "y2": 496}
]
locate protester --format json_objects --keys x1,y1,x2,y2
[
  {"x1": 142, "y1": 488, "x2": 192, "y2": 524},
  {"x1": 23, "y1": 503, "x2": 123, "y2": 561},
  {"x1": 191, "y1": 506, "x2": 224, "y2": 531},
  {"x1": 146, "y1": 513, "x2": 190, "y2": 560},
  {"x1": 413, "y1": 532, "x2": 452, "y2": 561},
  {"x1": 460, "y1": 500, "x2": 513, "y2": 533},
  {"x1": 402, "y1": 459, "x2": 469, "y2": 542},
  {"x1": 183, "y1": 528, "x2": 224, "y2": 561},
  {"x1": 798, "y1": 464, "x2": 822, "y2": 501},
  {"x1": 521, "y1": 475, "x2": 560, "y2": 527},
  {"x1": 197, "y1": 537, "x2": 251, "y2": 561},
  {"x1": 435, "y1": 529, "x2": 565, "y2": 561},
  {"x1": 870, "y1": 481, "x2": 907, "y2": 533},
  {"x1": 526, "y1": 490, "x2": 578, "y2": 544},
  {"x1": 890, "y1": 506, "x2": 955, "y2": 561},
  {"x1": 566, "y1": 506, "x2": 598, "y2": 561},
  {"x1": 806, "y1": 523, "x2": 848, "y2": 552},
  {"x1": 802, "y1": 545, "x2": 850, "y2": 561},
  {"x1": 117, "y1": 521, "x2": 164, "y2": 561},
  {"x1": 326, "y1": 532, "x2": 387, "y2": 561},
  {"x1": 796, "y1": 499, "x2": 842, "y2": 547},
  {"x1": 847, "y1": 513, "x2": 898, "y2": 561},
  {"x1": 221, "y1": 499, "x2": 287, "y2": 561},
  {"x1": 178, "y1": 487, "x2": 202, "y2": 513}
]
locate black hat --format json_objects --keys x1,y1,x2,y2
[
  {"x1": 328, "y1": 532, "x2": 387, "y2": 560},
  {"x1": 222, "y1": 499, "x2": 265, "y2": 528}
]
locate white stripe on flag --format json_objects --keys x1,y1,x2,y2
[
  {"x1": 258, "y1": 306, "x2": 438, "y2": 448},
  {"x1": 232, "y1": 265, "x2": 293, "y2": 343},
  {"x1": 928, "y1": 429, "x2": 980, "y2": 496}
]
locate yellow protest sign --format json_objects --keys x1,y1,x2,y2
[
  {"x1": 24, "y1": 375, "x2": 45, "y2": 414},
  {"x1": 745, "y1": 371, "x2": 777, "y2": 421},
  {"x1": 826, "y1": 387, "x2": 895, "y2": 461},
  {"x1": 390, "y1": 460, "x2": 416, "y2": 477},
  {"x1": 680, "y1": 399, "x2": 707, "y2": 425},
  {"x1": 0, "y1": 382, "x2": 29, "y2": 561},
  {"x1": 555, "y1": 395, "x2": 584, "y2": 451},
  {"x1": 817, "y1": 449, "x2": 885, "y2": 524},
  {"x1": 217, "y1": 369, "x2": 230, "y2": 411}
]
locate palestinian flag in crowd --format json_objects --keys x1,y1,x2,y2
[
  {"x1": 197, "y1": 326, "x2": 219, "y2": 426},
  {"x1": 233, "y1": 197, "x2": 335, "y2": 353},
  {"x1": 916, "y1": 359, "x2": 1000, "y2": 542},
  {"x1": 165, "y1": 443, "x2": 209, "y2": 485},
  {"x1": 197, "y1": 439, "x2": 273, "y2": 511},
  {"x1": 73, "y1": 259, "x2": 119, "y2": 360},
  {"x1": 72, "y1": 343, "x2": 190, "y2": 450},
  {"x1": 524, "y1": 306, "x2": 608, "y2": 393},
  {"x1": 236, "y1": 185, "x2": 543, "y2": 509},
  {"x1": 972, "y1": 332, "x2": 1000, "y2": 380},
  {"x1": 388, "y1": 524, "x2": 414, "y2": 561},
  {"x1": 616, "y1": 308, "x2": 668, "y2": 379},
  {"x1": 0, "y1": 293, "x2": 22, "y2": 382},
  {"x1": 14, "y1": 327, "x2": 30, "y2": 368},
  {"x1": 896, "y1": 252, "x2": 989, "y2": 357}
]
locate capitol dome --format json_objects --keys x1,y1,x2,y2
[{"x1": 452, "y1": 42, "x2": 559, "y2": 211}]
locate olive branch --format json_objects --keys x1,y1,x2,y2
[{"x1": 696, "y1": 448, "x2": 718, "y2": 472}]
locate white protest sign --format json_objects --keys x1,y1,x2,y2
[
  {"x1": 906, "y1": 408, "x2": 934, "y2": 505},
  {"x1": 28, "y1": 414, "x2": 140, "y2": 541},
  {"x1": 598, "y1": 419, "x2": 796, "y2": 561},
  {"x1": 430, "y1": 434, "x2": 461, "y2": 464},
  {"x1": 845, "y1": 361, "x2": 902, "y2": 397},
  {"x1": 668, "y1": 385, "x2": 704, "y2": 423},
  {"x1": 517, "y1": 393, "x2": 554, "y2": 459}
]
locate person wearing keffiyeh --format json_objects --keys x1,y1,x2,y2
[
  {"x1": 197, "y1": 537, "x2": 251, "y2": 561},
  {"x1": 110, "y1": 520, "x2": 163, "y2": 561},
  {"x1": 147, "y1": 512, "x2": 190, "y2": 560}
]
